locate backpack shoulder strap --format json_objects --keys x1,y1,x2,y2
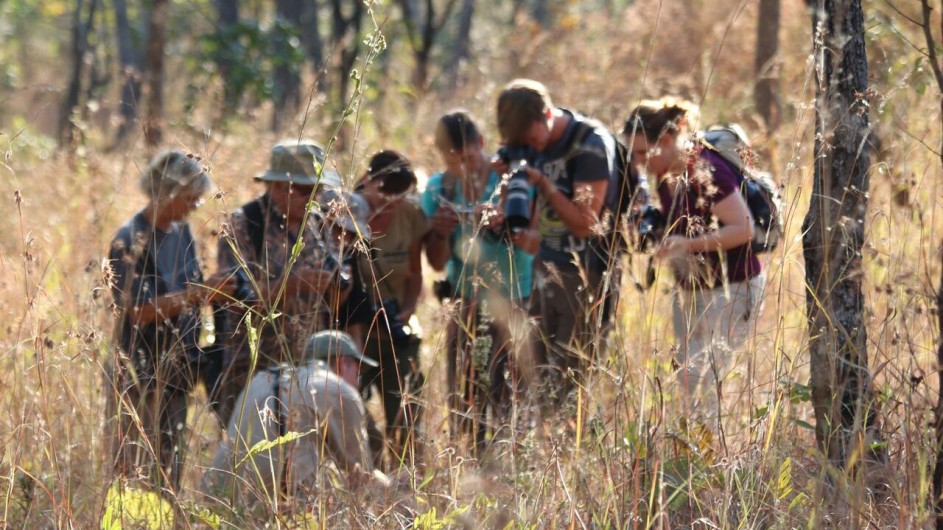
[{"x1": 241, "y1": 194, "x2": 269, "y2": 259}]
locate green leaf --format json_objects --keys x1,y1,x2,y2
[
  {"x1": 237, "y1": 429, "x2": 317, "y2": 469},
  {"x1": 794, "y1": 419, "x2": 815, "y2": 430}
]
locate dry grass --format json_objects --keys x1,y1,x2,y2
[{"x1": 1, "y1": 0, "x2": 942, "y2": 528}]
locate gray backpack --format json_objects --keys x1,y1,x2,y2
[{"x1": 699, "y1": 124, "x2": 784, "y2": 254}]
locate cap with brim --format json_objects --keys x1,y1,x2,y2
[
  {"x1": 255, "y1": 140, "x2": 342, "y2": 188},
  {"x1": 320, "y1": 189, "x2": 372, "y2": 240},
  {"x1": 305, "y1": 330, "x2": 378, "y2": 367}
]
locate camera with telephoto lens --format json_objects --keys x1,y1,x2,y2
[
  {"x1": 321, "y1": 253, "x2": 351, "y2": 291},
  {"x1": 380, "y1": 298, "x2": 411, "y2": 346},
  {"x1": 636, "y1": 205, "x2": 666, "y2": 252},
  {"x1": 497, "y1": 145, "x2": 537, "y2": 236},
  {"x1": 231, "y1": 268, "x2": 258, "y2": 303}
]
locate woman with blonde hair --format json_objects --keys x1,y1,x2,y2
[{"x1": 623, "y1": 98, "x2": 765, "y2": 415}]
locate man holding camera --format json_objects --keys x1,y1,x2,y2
[
  {"x1": 214, "y1": 140, "x2": 347, "y2": 427},
  {"x1": 495, "y1": 79, "x2": 618, "y2": 405}
]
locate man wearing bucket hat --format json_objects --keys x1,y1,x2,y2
[
  {"x1": 214, "y1": 140, "x2": 350, "y2": 427},
  {"x1": 201, "y1": 330, "x2": 392, "y2": 507}
]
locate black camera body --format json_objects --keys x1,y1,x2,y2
[
  {"x1": 322, "y1": 253, "x2": 352, "y2": 291},
  {"x1": 232, "y1": 268, "x2": 258, "y2": 303},
  {"x1": 380, "y1": 298, "x2": 411, "y2": 346},
  {"x1": 636, "y1": 205, "x2": 666, "y2": 252},
  {"x1": 432, "y1": 278, "x2": 454, "y2": 302},
  {"x1": 497, "y1": 145, "x2": 537, "y2": 233}
]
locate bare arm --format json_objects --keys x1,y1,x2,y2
[
  {"x1": 129, "y1": 273, "x2": 233, "y2": 325},
  {"x1": 656, "y1": 192, "x2": 754, "y2": 258},
  {"x1": 424, "y1": 208, "x2": 458, "y2": 271},
  {"x1": 401, "y1": 239, "x2": 424, "y2": 319}
]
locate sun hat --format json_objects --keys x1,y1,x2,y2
[
  {"x1": 255, "y1": 140, "x2": 341, "y2": 188},
  {"x1": 319, "y1": 189, "x2": 372, "y2": 240},
  {"x1": 305, "y1": 330, "x2": 378, "y2": 367},
  {"x1": 139, "y1": 149, "x2": 213, "y2": 201}
]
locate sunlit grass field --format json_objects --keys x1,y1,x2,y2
[{"x1": 2, "y1": 0, "x2": 942, "y2": 527}]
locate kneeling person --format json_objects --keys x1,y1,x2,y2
[{"x1": 202, "y1": 330, "x2": 389, "y2": 505}]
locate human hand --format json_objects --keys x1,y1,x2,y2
[
  {"x1": 478, "y1": 204, "x2": 504, "y2": 230},
  {"x1": 195, "y1": 272, "x2": 237, "y2": 303},
  {"x1": 509, "y1": 228, "x2": 540, "y2": 254},
  {"x1": 431, "y1": 207, "x2": 460, "y2": 238},
  {"x1": 491, "y1": 155, "x2": 509, "y2": 175},
  {"x1": 655, "y1": 235, "x2": 690, "y2": 259},
  {"x1": 293, "y1": 266, "x2": 335, "y2": 294}
]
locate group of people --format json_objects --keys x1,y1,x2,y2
[{"x1": 105, "y1": 79, "x2": 766, "y2": 507}]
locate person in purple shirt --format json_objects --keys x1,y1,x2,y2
[{"x1": 622, "y1": 98, "x2": 765, "y2": 416}]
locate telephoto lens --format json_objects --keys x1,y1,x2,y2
[
  {"x1": 497, "y1": 145, "x2": 536, "y2": 232},
  {"x1": 504, "y1": 169, "x2": 531, "y2": 230}
]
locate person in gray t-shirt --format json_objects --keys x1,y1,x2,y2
[
  {"x1": 107, "y1": 149, "x2": 233, "y2": 493},
  {"x1": 495, "y1": 79, "x2": 616, "y2": 405}
]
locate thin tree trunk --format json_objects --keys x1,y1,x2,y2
[
  {"x1": 273, "y1": 0, "x2": 303, "y2": 132},
  {"x1": 914, "y1": 1, "x2": 943, "y2": 526},
  {"x1": 215, "y1": 0, "x2": 240, "y2": 114},
  {"x1": 803, "y1": 0, "x2": 882, "y2": 470},
  {"x1": 300, "y1": 0, "x2": 325, "y2": 91},
  {"x1": 60, "y1": 0, "x2": 99, "y2": 150},
  {"x1": 113, "y1": 0, "x2": 143, "y2": 144},
  {"x1": 142, "y1": 0, "x2": 168, "y2": 149},
  {"x1": 754, "y1": 0, "x2": 781, "y2": 131},
  {"x1": 445, "y1": 0, "x2": 474, "y2": 89}
]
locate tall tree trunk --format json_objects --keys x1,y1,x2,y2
[
  {"x1": 60, "y1": 0, "x2": 100, "y2": 150},
  {"x1": 215, "y1": 0, "x2": 240, "y2": 114},
  {"x1": 273, "y1": 0, "x2": 303, "y2": 132},
  {"x1": 754, "y1": 0, "x2": 781, "y2": 131},
  {"x1": 445, "y1": 0, "x2": 474, "y2": 89},
  {"x1": 300, "y1": 0, "x2": 325, "y2": 91},
  {"x1": 803, "y1": 0, "x2": 882, "y2": 470},
  {"x1": 396, "y1": 0, "x2": 459, "y2": 92},
  {"x1": 914, "y1": 1, "x2": 943, "y2": 526},
  {"x1": 113, "y1": 0, "x2": 143, "y2": 145},
  {"x1": 142, "y1": 0, "x2": 168, "y2": 149},
  {"x1": 331, "y1": 0, "x2": 365, "y2": 105}
]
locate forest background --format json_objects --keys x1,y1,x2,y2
[{"x1": 1, "y1": 0, "x2": 942, "y2": 528}]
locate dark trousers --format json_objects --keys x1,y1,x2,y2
[
  {"x1": 360, "y1": 329, "x2": 423, "y2": 460},
  {"x1": 528, "y1": 261, "x2": 619, "y2": 406},
  {"x1": 445, "y1": 298, "x2": 517, "y2": 453},
  {"x1": 106, "y1": 358, "x2": 191, "y2": 494}
]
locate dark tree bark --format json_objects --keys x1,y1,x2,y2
[
  {"x1": 142, "y1": 0, "x2": 168, "y2": 149},
  {"x1": 803, "y1": 0, "x2": 883, "y2": 470},
  {"x1": 330, "y1": 0, "x2": 365, "y2": 105},
  {"x1": 396, "y1": 0, "x2": 459, "y2": 91},
  {"x1": 915, "y1": 1, "x2": 943, "y2": 526},
  {"x1": 273, "y1": 0, "x2": 303, "y2": 132},
  {"x1": 60, "y1": 0, "x2": 100, "y2": 150},
  {"x1": 445, "y1": 0, "x2": 474, "y2": 89},
  {"x1": 113, "y1": 0, "x2": 144, "y2": 144},
  {"x1": 754, "y1": 0, "x2": 781, "y2": 131},
  {"x1": 215, "y1": 0, "x2": 241, "y2": 113},
  {"x1": 299, "y1": 0, "x2": 325, "y2": 91}
]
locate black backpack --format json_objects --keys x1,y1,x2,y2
[
  {"x1": 699, "y1": 125, "x2": 784, "y2": 254},
  {"x1": 564, "y1": 117, "x2": 649, "y2": 257}
]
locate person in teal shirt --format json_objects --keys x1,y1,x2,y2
[{"x1": 421, "y1": 110, "x2": 536, "y2": 452}]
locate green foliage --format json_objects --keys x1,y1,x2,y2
[{"x1": 186, "y1": 19, "x2": 305, "y2": 118}]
